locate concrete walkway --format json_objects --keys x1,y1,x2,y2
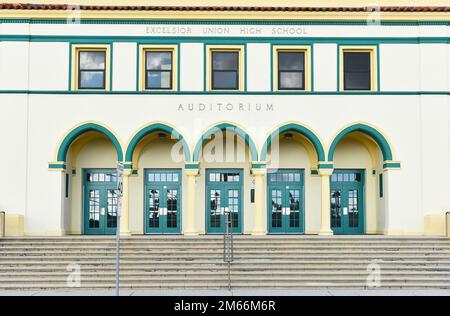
[{"x1": 1, "y1": 289, "x2": 450, "y2": 296}]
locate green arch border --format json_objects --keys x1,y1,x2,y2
[
  {"x1": 57, "y1": 123, "x2": 123, "y2": 162},
  {"x1": 193, "y1": 123, "x2": 258, "y2": 162},
  {"x1": 328, "y1": 123, "x2": 393, "y2": 162},
  {"x1": 260, "y1": 123, "x2": 326, "y2": 162},
  {"x1": 125, "y1": 123, "x2": 191, "y2": 162}
]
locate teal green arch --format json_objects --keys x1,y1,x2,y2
[
  {"x1": 57, "y1": 123, "x2": 123, "y2": 162},
  {"x1": 328, "y1": 123, "x2": 393, "y2": 162},
  {"x1": 125, "y1": 123, "x2": 191, "y2": 162},
  {"x1": 260, "y1": 123, "x2": 326, "y2": 162},
  {"x1": 193, "y1": 123, "x2": 258, "y2": 162}
]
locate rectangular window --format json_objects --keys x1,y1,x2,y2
[
  {"x1": 273, "y1": 46, "x2": 311, "y2": 91},
  {"x1": 212, "y1": 51, "x2": 239, "y2": 90},
  {"x1": 340, "y1": 46, "x2": 377, "y2": 91},
  {"x1": 139, "y1": 45, "x2": 178, "y2": 91},
  {"x1": 278, "y1": 51, "x2": 305, "y2": 90},
  {"x1": 78, "y1": 51, "x2": 106, "y2": 89},
  {"x1": 145, "y1": 51, "x2": 173, "y2": 89},
  {"x1": 71, "y1": 45, "x2": 110, "y2": 91},
  {"x1": 207, "y1": 46, "x2": 244, "y2": 91},
  {"x1": 344, "y1": 52, "x2": 370, "y2": 90}
]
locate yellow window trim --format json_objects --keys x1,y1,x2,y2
[
  {"x1": 339, "y1": 45, "x2": 378, "y2": 92},
  {"x1": 206, "y1": 45, "x2": 245, "y2": 92},
  {"x1": 139, "y1": 44, "x2": 178, "y2": 91},
  {"x1": 71, "y1": 44, "x2": 111, "y2": 91},
  {"x1": 273, "y1": 45, "x2": 311, "y2": 92}
]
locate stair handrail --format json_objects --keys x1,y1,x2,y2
[
  {"x1": 223, "y1": 209, "x2": 234, "y2": 291},
  {"x1": 446, "y1": 211, "x2": 450, "y2": 238},
  {"x1": 0, "y1": 211, "x2": 5, "y2": 238}
]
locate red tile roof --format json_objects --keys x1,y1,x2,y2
[{"x1": 0, "y1": 3, "x2": 449, "y2": 12}]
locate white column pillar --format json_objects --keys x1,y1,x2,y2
[
  {"x1": 251, "y1": 167, "x2": 267, "y2": 235},
  {"x1": 120, "y1": 170, "x2": 131, "y2": 236},
  {"x1": 319, "y1": 169, "x2": 334, "y2": 235},
  {"x1": 382, "y1": 168, "x2": 404, "y2": 235},
  {"x1": 47, "y1": 165, "x2": 67, "y2": 236},
  {"x1": 184, "y1": 168, "x2": 199, "y2": 235}
]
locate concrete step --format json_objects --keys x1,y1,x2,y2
[
  {"x1": 3, "y1": 245, "x2": 450, "y2": 251},
  {"x1": 1, "y1": 276, "x2": 450, "y2": 285},
  {"x1": 1, "y1": 236, "x2": 449, "y2": 290},
  {"x1": 3, "y1": 256, "x2": 450, "y2": 263},
  {"x1": 1, "y1": 282, "x2": 450, "y2": 290},
  {"x1": 0, "y1": 248, "x2": 450, "y2": 258},
  {"x1": 2, "y1": 270, "x2": 450, "y2": 278},
  {"x1": 2, "y1": 264, "x2": 450, "y2": 271}
]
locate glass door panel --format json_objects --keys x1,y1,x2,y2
[
  {"x1": 84, "y1": 169, "x2": 118, "y2": 235},
  {"x1": 267, "y1": 169, "x2": 304, "y2": 234},
  {"x1": 208, "y1": 188, "x2": 223, "y2": 233},
  {"x1": 206, "y1": 169, "x2": 243, "y2": 234},
  {"x1": 227, "y1": 189, "x2": 240, "y2": 230},
  {"x1": 105, "y1": 189, "x2": 118, "y2": 234},
  {"x1": 330, "y1": 170, "x2": 364, "y2": 235},
  {"x1": 147, "y1": 188, "x2": 162, "y2": 232},
  {"x1": 87, "y1": 189, "x2": 101, "y2": 231},
  {"x1": 164, "y1": 187, "x2": 180, "y2": 233},
  {"x1": 144, "y1": 169, "x2": 182, "y2": 234},
  {"x1": 287, "y1": 189, "x2": 301, "y2": 231}
]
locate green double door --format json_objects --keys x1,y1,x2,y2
[
  {"x1": 267, "y1": 169, "x2": 305, "y2": 234},
  {"x1": 206, "y1": 169, "x2": 243, "y2": 234},
  {"x1": 145, "y1": 169, "x2": 182, "y2": 234},
  {"x1": 330, "y1": 169, "x2": 365, "y2": 235},
  {"x1": 83, "y1": 169, "x2": 118, "y2": 235}
]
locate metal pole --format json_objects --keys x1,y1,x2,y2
[
  {"x1": 115, "y1": 163, "x2": 124, "y2": 296},
  {"x1": 115, "y1": 213, "x2": 120, "y2": 296},
  {"x1": 223, "y1": 210, "x2": 233, "y2": 291}
]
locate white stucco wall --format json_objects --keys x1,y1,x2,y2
[
  {"x1": 112, "y1": 42, "x2": 137, "y2": 91},
  {"x1": 313, "y1": 43, "x2": 337, "y2": 91},
  {"x1": 0, "y1": 41, "x2": 29, "y2": 90},
  {"x1": 0, "y1": 21, "x2": 449, "y2": 236},
  {"x1": 246, "y1": 43, "x2": 271, "y2": 92},
  {"x1": 180, "y1": 43, "x2": 204, "y2": 91}
]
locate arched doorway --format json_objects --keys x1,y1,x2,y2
[
  {"x1": 125, "y1": 123, "x2": 190, "y2": 234},
  {"x1": 55, "y1": 123, "x2": 123, "y2": 235},
  {"x1": 193, "y1": 122, "x2": 258, "y2": 234},
  {"x1": 328, "y1": 123, "x2": 397, "y2": 235},
  {"x1": 261, "y1": 123, "x2": 326, "y2": 234}
]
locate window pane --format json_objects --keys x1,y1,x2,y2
[
  {"x1": 343, "y1": 52, "x2": 371, "y2": 90},
  {"x1": 279, "y1": 52, "x2": 304, "y2": 71},
  {"x1": 344, "y1": 52, "x2": 370, "y2": 72},
  {"x1": 79, "y1": 71, "x2": 104, "y2": 89},
  {"x1": 147, "y1": 71, "x2": 171, "y2": 89},
  {"x1": 279, "y1": 72, "x2": 303, "y2": 89},
  {"x1": 212, "y1": 52, "x2": 238, "y2": 70},
  {"x1": 79, "y1": 51, "x2": 105, "y2": 70},
  {"x1": 212, "y1": 71, "x2": 238, "y2": 89},
  {"x1": 344, "y1": 72, "x2": 370, "y2": 90},
  {"x1": 146, "y1": 51, "x2": 172, "y2": 70}
]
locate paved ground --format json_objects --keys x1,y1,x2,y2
[{"x1": 1, "y1": 289, "x2": 450, "y2": 296}]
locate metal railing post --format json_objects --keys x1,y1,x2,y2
[
  {"x1": 0, "y1": 211, "x2": 5, "y2": 238},
  {"x1": 446, "y1": 212, "x2": 450, "y2": 238},
  {"x1": 223, "y1": 209, "x2": 234, "y2": 291}
]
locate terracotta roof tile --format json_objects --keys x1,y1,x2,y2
[{"x1": 0, "y1": 3, "x2": 449, "y2": 12}]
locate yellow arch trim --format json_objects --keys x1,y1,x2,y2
[
  {"x1": 52, "y1": 120, "x2": 125, "y2": 163},
  {"x1": 326, "y1": 121, "x2": 398, "y2": 163}
]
